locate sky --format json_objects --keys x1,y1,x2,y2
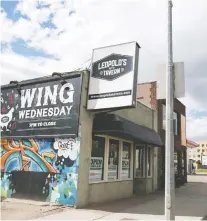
[{"x1": 0, "y1": 0, "x2": 207, "y2": 142}]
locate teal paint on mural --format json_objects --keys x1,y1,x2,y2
[
  {"x1": 24, "y1": 149, "x2": 54, "y2": 172},
  {"x1": 4, "y1": 152, "x2": 21, "y2": 171},
  {"x1": 44, "y1": 173, "x2": 78, "y2": 205},
  {"x1": 0, "y1": 173, "x2": 15, "y2": 198},
  {"x1": 0, "y1": 136, "x2": 81, "y2": 206}
]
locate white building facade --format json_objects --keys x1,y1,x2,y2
[{"x1": 188, "y1": 141, "x2": 207, "y2": 163}]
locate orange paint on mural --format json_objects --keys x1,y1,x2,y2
[{"x1": 0, "y1": 139, "x2": 56, "y2": 173}]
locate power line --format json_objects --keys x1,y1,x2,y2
[{"x1": 72, "y1": 58, "x2": 91, "y2": 72}]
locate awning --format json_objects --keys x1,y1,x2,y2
[{"x1": 93, "y1": 114, "x2": 163, "y2": 147}]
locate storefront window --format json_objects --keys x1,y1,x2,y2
[
  {"x1": 121, "y1": 142, "x2": 131, "y2": 179},
  {"x1": 135, "y1": 145, "x2": 145, "y2": 177},
  {"x1": 108, "y1": 139, "x2": 119, "y2": 180},
  {"x1": 89, "y1": 136, "x2": 105, "y2": 182},
  {"x1": 147, "y1": 147, "x2": 152, "y2": 177}
]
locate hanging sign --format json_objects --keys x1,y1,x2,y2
[{"x1": 87, "y1": 41, "x2": 140, "y2": 110}]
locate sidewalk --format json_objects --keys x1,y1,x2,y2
[{"x1": 32, "y1": 175, "x2": 207, "y2": 221}]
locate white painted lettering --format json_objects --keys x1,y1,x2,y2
[
  {"x1": 54, "y1": 107, "x2": 60, "y2": 116},
  {"x1": 36, "y1": 109, "x2": 43, "y2": 118},
  {"x1": 19, "y1": 110, "x2": 26, "y2": 119},
  {"x1": 25, "y1": 110, "x2": 30, "y2": 118},
  {"x1": 21, "y1": 88, "x2": 37, "y2": 108},
  {"x1": 59, "y1": 106, "x2": 66, "y2": 116},
  {"x1": 43, "y1": 85, "x2": 58, "y2": 106},
  {"x1": 30, "y1": 110, "x2": 36, "y2": 118},
  {"x1": 36, "y1": 87, "x2": 44, "y2": 107},
  {"x1": 59, "y1": 83, "x2": 74, "y2": 104},
  {"x1": 48, "y1": 108, "x2": 53, "y2": 117},
  {"x1": 42, "y1": 108, "x2": 48, "y2": 117},
  {"x1": 66, "y1": 105, "x2": 73, "y2": 115}
]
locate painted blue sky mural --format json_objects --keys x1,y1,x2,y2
[{"x1": 1, "y1": 0, "x2": 207, "y2": 141}]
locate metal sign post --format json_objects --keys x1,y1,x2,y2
[{"x1": 165, "y1": 0, "x2": 175, "y2": 220}]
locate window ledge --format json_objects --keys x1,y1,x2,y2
[
  {"x1": 134, "y1": 177, "x2": 145, "y2": 179},
  {"x1": 89, "y1": 178, "x2": 133, "y2": 184}
]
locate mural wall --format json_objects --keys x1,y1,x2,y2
[{"x1": 0, "y1": 137, "x2": 80, "y2": 205}]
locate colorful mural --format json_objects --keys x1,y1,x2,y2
[
  {"x1": 43, "y1": 173, "x2": 78, "y2": 205},
  {"x1": 0, "y1": 138, "x2": 80, "y2": 173},
  {"x1": 0, "y1": 136, "x2": 80, "y2": 205}
]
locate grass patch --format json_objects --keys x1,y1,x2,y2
[{"x1": 196, "y1": 169, "x2": 207, "y2": 173}]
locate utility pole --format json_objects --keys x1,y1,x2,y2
[{"x1": 165, "y1": 0, "x2": 175, "y2": 220}]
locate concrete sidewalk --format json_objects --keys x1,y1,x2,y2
[{"x1": 32, "y1": 175, "x2": 207, "y2": 220}]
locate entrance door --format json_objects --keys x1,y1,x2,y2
[{"x1": 133, "y1": 145, "x2": 145, "y2": 195}]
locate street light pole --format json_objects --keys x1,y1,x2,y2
[{"x1": 165, "y1": 0, "x2": 175, "y2": 220}]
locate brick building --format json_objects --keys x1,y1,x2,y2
[{"x1": 137, "y1": 81, "x2": 187, "y2": 188}]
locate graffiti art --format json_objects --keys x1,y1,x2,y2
[
  {"x1": 0, "y1": 138, "x2": 80, "y2": 173},
  {"x1": 43, "y1": 173, "x2": 78, "y2": 205},
  {"x1": 0, "y1": 137, "x2": 80, "y2": 205}
]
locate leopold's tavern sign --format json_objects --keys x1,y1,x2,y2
[
  {"x1": 92, "y1": 54, "x2": 133, "y2": 81},
  {"x1": 87, "y1": 41, "x2": 140, "y2": 110}
]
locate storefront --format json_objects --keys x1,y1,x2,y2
[
  {"x1": 1, "y1": 42, "x2": 163, "y2": 207},
  {"x1": 0, "y1": 71, "x2": 163, "y2": 207},
  {"x1": 87, "y1": 113, "x2": 163, "y2": 204}
]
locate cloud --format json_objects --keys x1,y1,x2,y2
[
  {"x1": 15, "y1": 0, "x2": 38, "y2": 19},
  {"x1": 0, "y1": 0, "x2": 207, "y2": 141},
  {"x1": 187, "y1": 114, "x2": 207, "y2": 142},
  {"x1": 0, "y1": 9, "x2": 15, "y2": 43},
  {"x1": 180, "y1": 94, "x2": 207, "y2": 141}
]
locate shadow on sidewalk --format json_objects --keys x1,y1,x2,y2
[
  {"x1": 202, "y1": 215, "x2": 207, "y2": 220},
  {"x1": 86, "y1": 182, "x2": 207, "y2": 218},
  {"x1": 87, "y1": 190, "x2": 163, "y2": 213}
]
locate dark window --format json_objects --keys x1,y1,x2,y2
[
  {"x1": 176, "y1": 112, "x2": 181, "y2": 135},
  {"x1": 89, "y1": 136, "x2": 105, "y2": 182},
  {"x1": 147, "y1": 147, "x2": 152, "y2": 176},
  {"x1": 122, "y1": 142, "x2": 131, "y2": 179},
  {"x1": 108, "y1": 139, "x2": 119, "y2": 180},
  {"x1": 135, "y1": 146, "x2": 145, "y2": 177}
]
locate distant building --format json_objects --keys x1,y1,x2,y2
[
  {"x1": 186, "y1": 139, "x2": 198, "y2": 173},
  {"x1": 188, "y1": 141, "x2": 207, "y2": 162}
]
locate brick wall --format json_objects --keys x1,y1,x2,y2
[
  {"x1": 137, "y1": 82, "x2": 157, "y2": 109},
  {"x1": 137, "y1": 82, "x2": 186, "y2": 149}
]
